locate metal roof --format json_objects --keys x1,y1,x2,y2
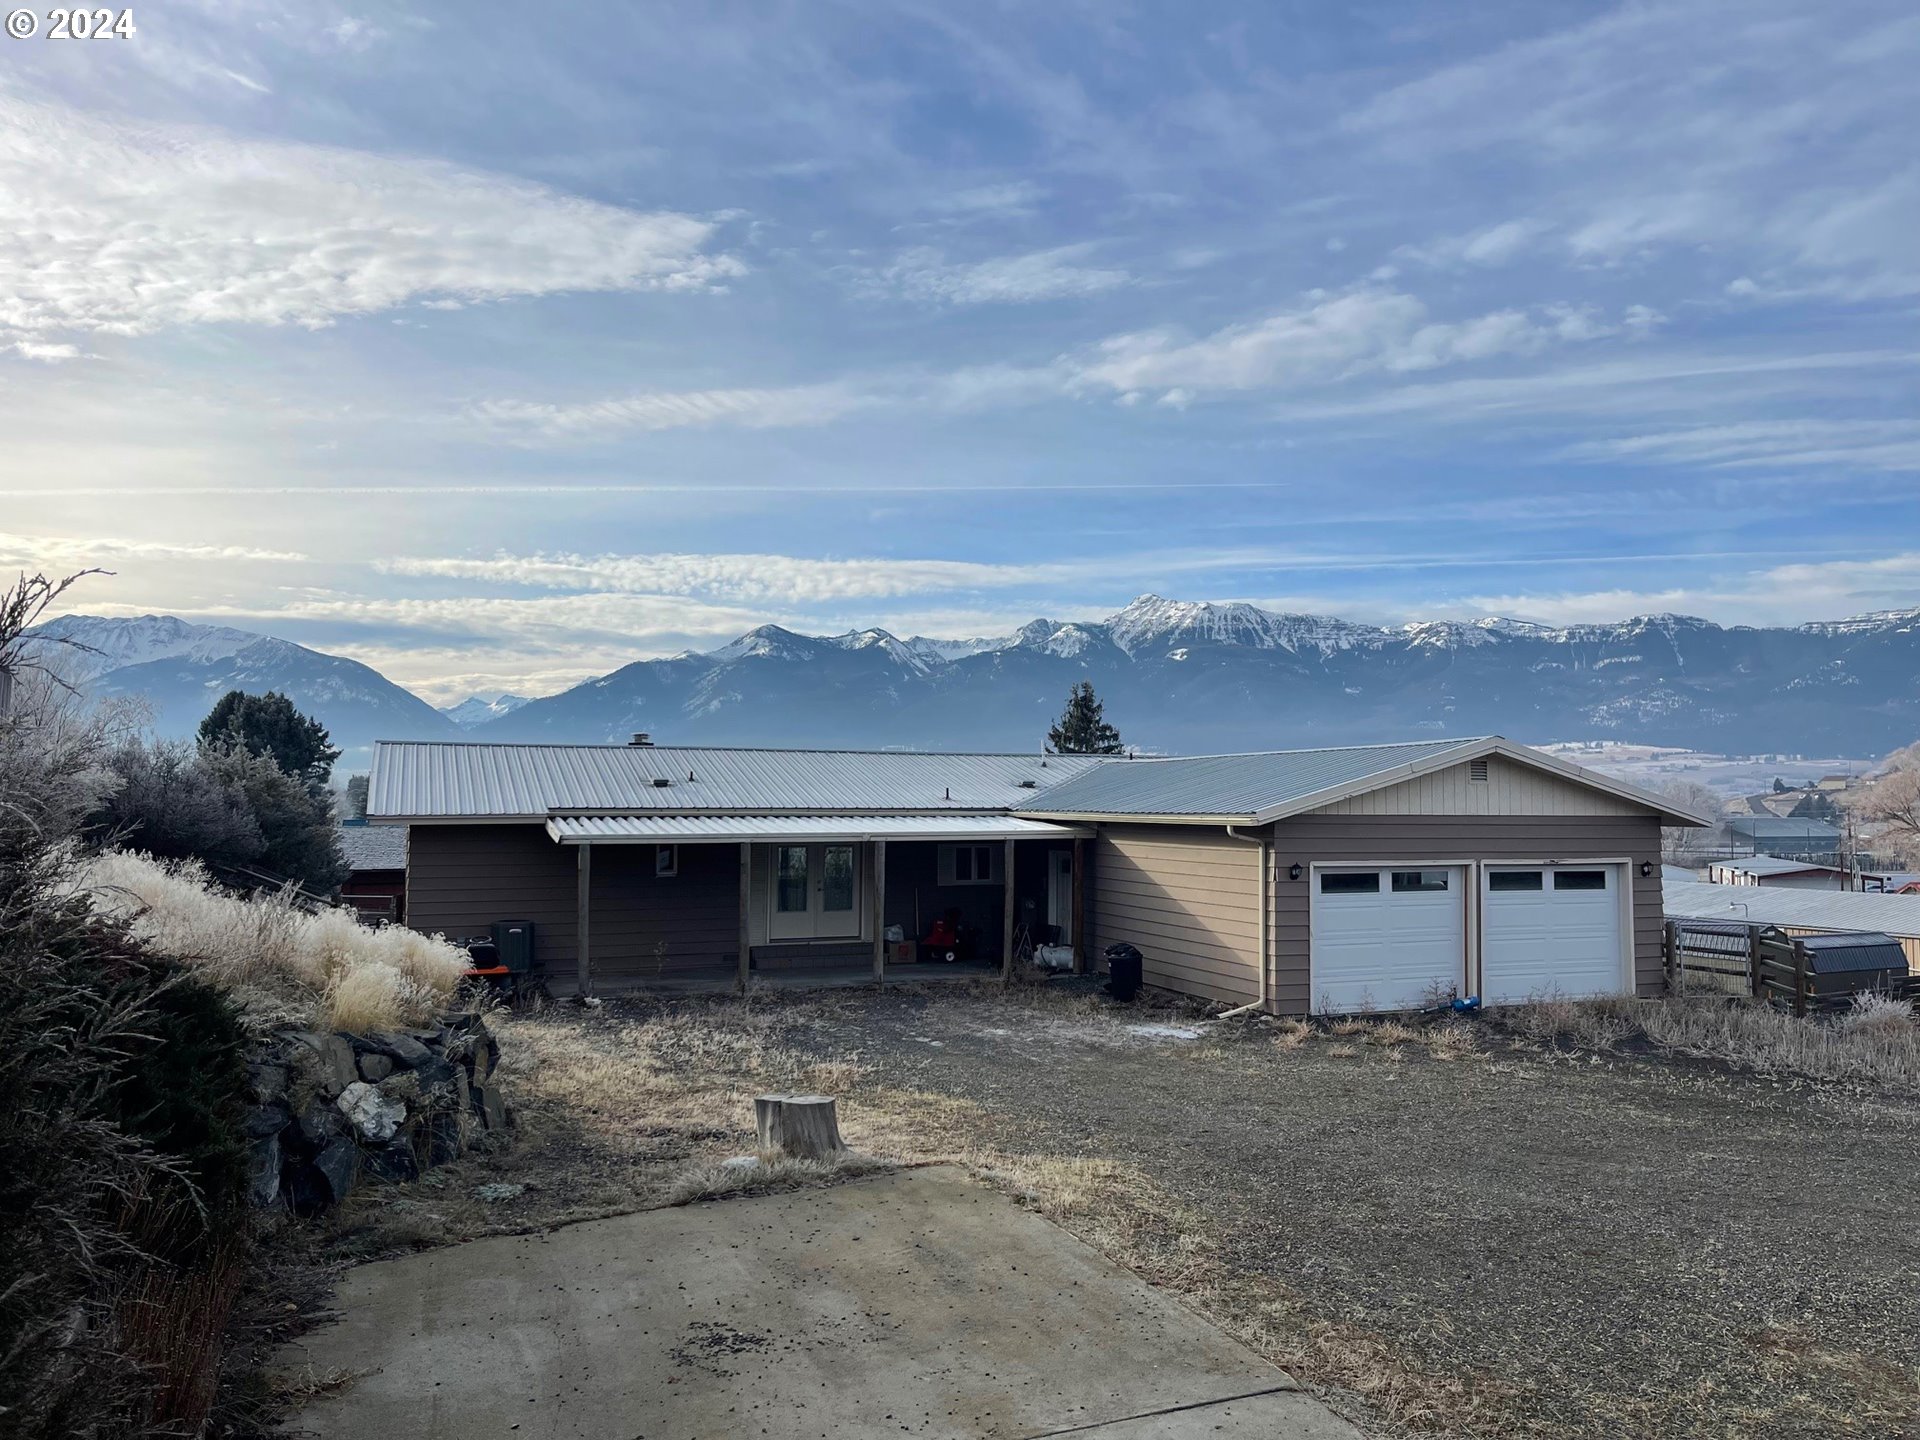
[
  {"x1": 1795, "y1": 932, "x2": 1909, "y2": 974},
  {"x1": 1012, "y1": 735, "x2": 1696, "y2": 824},
  {"x1": 1712, "y1": 854, "x2": 1839, "y2": 878},
  {"x1": 337, "y1": 821, "x2": 406, "y2": 871},
  {"x1": 545, "y1": 813, "x2": 1084, "y2": 844},
  {"x1": 1726, "y1": 816, "x2": 1842, "y2": 840},
  {"x1": 1012, "y1": 739, "x2": 1479, "y2": 819},
  {"x1": 369, "y1": 741, "x2": 1104, "y2": 820},
  {"x1": 1664, "y1": 880, "x2": 1920, "y2": 940}
]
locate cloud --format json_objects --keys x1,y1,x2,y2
[
  {"x1": 0, "y1": 531, "x2": 308, "y2": 567},
  {"x1": 379, "y1": 550, "x2": 1033, "y2": 604},
  {"x1": 926, "y1": 181, "x2": 1047, "y2": 215},
  {"x1": 471, "y1": 384, "x2": 870, "y2": 439},
  {"x1": 1460, "y1": 553, "x2": 1920, "y2": 629},
  {"x1": 1400, "y1": 218, "x2": 1554, "y2": 268},
  {"x1": 0, "y1": 93, "x2": 742, "y2": 344},
  {"x1": 863, "y1": 244, "x2": 1132, "y2": 305},
  {"x1": 1562, "y1": 419, "x2": 1920, "y2": 474},
  {"x1": 1068, "y1": 288, "x2": 1619, "y2": 401},
  {"x1": 6, "y1": 341, "x2": 83, "y2": 362}
]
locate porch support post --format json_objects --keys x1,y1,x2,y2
[
  {"x1": 737, "y1": 842, "x2": 752, "y2": 995},
  {"x1": 872, "y1": 839, "x2": 888, "y2": 986},
  {"x1": 1071, "y1": 837, "x2": 1087, "y2": 974},
  {"x1": 575, "y1": 841, "x2": 593, "y2": 999},
  {"x1": 1001, "y1": 838, "x2": 1017, "y2": 981}
]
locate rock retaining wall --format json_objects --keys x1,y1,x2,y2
[{"x1": 244, "y1": 1012, "x2": 511, "y2": 1212}]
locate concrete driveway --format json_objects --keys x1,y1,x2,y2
[{"x1": 280, "y1": 1166, "x2": 1362, "y2": 1438}]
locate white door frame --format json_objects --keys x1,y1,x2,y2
[{"x1": 766, "y1": 842, "x2": 865, "y2": 941}]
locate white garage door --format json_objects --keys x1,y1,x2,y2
[
  {"x1": 1310, "y1": 866, "x2": 1465, "y2": 1014},
  {"x1": 1480, "y1": 865, "x2": 1626, "y2": 1003}
]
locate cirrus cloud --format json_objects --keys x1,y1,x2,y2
[{"x1": 0, "y1": 93, "x2": 743, "y2": 345}]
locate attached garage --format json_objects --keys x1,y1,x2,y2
[{"x1": 1022, "y1": 737, "x2": 1706, "y2": 1016}]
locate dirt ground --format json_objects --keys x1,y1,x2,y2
[{"x1": 316, "y1": 984, "x2": 1920, "y2": 1440}]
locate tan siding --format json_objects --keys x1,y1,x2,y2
[
  {"x1": 1265, "y1": 814, "x2": 1664, "y2": 1014},
  {"x1": 1089, "y1": 825, "x2": 1260, "y2": 1005},
  {"x1": 1309, "y1": 754, "x2": 1651, "y2": 818},
  {"x1": 407, "y1": 825, "x2": 740, "y2": 985}
]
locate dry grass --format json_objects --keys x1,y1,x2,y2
[
  {"x1": 1271, "y1": 1018, "x2": 1312, "y2": 1050},
  {"x1": 663, "y1": 1149, "x2": 892, "y2": 1206},
  {"x1": 83, "y1": 850, "x2": 466, "y2": 1030},
  {"x1": 1495, "y1": 991, "x2": 1920, "y2": 1091},
  {"x1": 1365, "y1": 1019, "x2": 1420, "y2": 1046}
]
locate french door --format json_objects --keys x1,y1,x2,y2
[{"x1": 769, "y1": 843, "x2": 862, "y2": 940}]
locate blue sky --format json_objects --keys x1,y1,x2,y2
[{"x1": 4, "y1": 0, "x2": 1918, "y2": 702}]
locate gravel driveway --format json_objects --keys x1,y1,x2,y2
[{"x1": 778, "y1": 988, "x2": 1920, "y2": 1440}]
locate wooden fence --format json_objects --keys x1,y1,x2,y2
[{"x1": 1663, "y1": 919, "x2": 1919, "y2": 1015}]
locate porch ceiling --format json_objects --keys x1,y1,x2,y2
[{"x1": 544, "y1": 813, "x2": 1089, "y2": 845}]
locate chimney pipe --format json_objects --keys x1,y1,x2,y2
[{"x1": 629, "y1": 732, "x2": 653, "y2": 747}]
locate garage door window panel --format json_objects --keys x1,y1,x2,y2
[
  {"x1": 1487, "y1": 870, "x2": 1543, "y2": 892},
  {"x1": 1320, "y1": 872, "x2": 1380, "y2": 895},
  {"x1": 1391, "y1": 870, "x2": 1449, "y2": 893},
  {"x1": 1554, "y1": 869, "x2": 1608, "y2": 891}
]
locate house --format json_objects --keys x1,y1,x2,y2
[
  {"x1": 1723, "y1": 816, "x2": 1843, "y2": 862},
  {"x1": 337, "y1": 820, "x2": 408, "y2": 924},
  {"x1": 1665, "y1": 880, "x2": 1920, "y2": 970},
  {"x1": 368, "y1": 734, "x2": 1707, "y2": 1015},
  {"x1": 1706, "y1": 855, "x2": 1850, "y2": 890}
]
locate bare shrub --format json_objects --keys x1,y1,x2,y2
[
  {"x1": 1326, "y1": 1042, "x2": 1359, "y2": 1058},
  {"x1": 1499, "y1": 994, "x2": 1637, "y2": 1049},
  {"x1": 1366, "y1": 1020, "x2": 1419, "y2": 1046},
  {"x1": 84, "y1": 850, "x2": 465, "y2": 1029},
  {"x1": 1271, "y1": 1018, "x2": 1311, "y2": 1051},
  {"x1": 1835, "y1": 993, "x2": 1916, "y2": 1040},
  {"x1": 1423, "y1": 1025, "x2": 1480, "y2": 1062}
]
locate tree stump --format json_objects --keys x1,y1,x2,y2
[{"x1": 754, "y1": 1093, "x2": 844, "y2": 1160}]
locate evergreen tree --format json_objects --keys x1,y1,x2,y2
[
  {"x1": 197, "y1": 690, "x2": 340, "y2": 784},
  {"x1": 344, "y1": 773, "x2": 370, "y2": 820},
  {"x1": 1046, "y1": 681, "x2": 1124, "y2": 755}
]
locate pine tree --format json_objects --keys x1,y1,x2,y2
[
  {"x1": 1046, "y1": 681, "x2": 1124, "y2": 755},
  {"x1": 197, "y1": 690, "x2": 341, "y2": 784}
]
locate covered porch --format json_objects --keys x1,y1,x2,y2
[{"x1": 545, "y1": 813, "x2": 1090, "y2": 995}]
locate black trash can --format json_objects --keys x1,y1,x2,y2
[{"x1": 1104, "y1": 942, "x2": 1143, "y2": 1002}]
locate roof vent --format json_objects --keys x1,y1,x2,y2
[
  {"x1": 1469, "y1": 758, "x2": 1490, "y2": 782},
  {"x1": 687, "y1": 770, "x2": 696, "y2": 782},
  {"x1": 651, "y1": 776, "x2": 672, "y2": 788},
  {"x1": 1017, "y1": 778, "x2": 1038, "y2": 788},
  {"x1": 630, "y1": 732, "x2": 653, "y2": 747},
  {"x1": 943, "y1": 786, "x2": 951, "y2": 801}
]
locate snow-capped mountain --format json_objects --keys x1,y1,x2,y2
[
  {"x1": 469, "y1": 595, "x2": 1920, "y2": 755},
  {"x1": 31, "y1": 599, "x2": 1920, "y2": 760},
  {"x1": 440, "y1": 693, "x2": 533, "y2": 728},
  {"x1": 22, "y1": 615, "x2": 460, "y2": 762}
]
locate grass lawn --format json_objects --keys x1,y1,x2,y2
[{"x1": 323, "y1": 983, "x2": 1920, "y2": 1440}]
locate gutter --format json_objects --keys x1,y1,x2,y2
[{"x1": 1216, "y1": 824, "x2": 1270, "y2": 1018}]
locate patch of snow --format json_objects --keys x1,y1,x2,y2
[
  {"x1": 1123, "y1": 1023, "x2": 1205, "y2": 1041},
  {"x1": 719, "y1": 1156, "x2": 761, "y2": 1172},
  {"x1": 473, "y1": 1182, "x2": 526, "y2": 1202}
]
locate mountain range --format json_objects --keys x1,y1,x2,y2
[{"x1": 28, "y1": 596, "x2": 1920, "y2": 763}]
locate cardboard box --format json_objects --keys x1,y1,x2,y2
[{"x1": 887, "y1": 941, "x2": 918, "y2": 965}]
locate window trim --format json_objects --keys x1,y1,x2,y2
[
  {"x1": 937, "y1": 842, "x2": 1002, "y2": 887},
  {"x1": 654, "y1": 844, "x2": 678, "y2": 879}
]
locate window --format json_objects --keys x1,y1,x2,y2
[
  {"x1": 1391, "y1": 869, "x2": 1450, "y2": 892},
  {"x1": 1319, "y1": 871, "x2": 1380, "y2": 895},
  {"x1": 1554, "y1": 869, "x2": 1608, "y2": 891},
  {"x1": 938, "y1": 843, "x2": 1001, "y2": 886},
  {"x1": 775, "y1": 846, "x2": 809, "y2": 913},
  {"x1": 1487, "y1": 869, "x2": 1543, "y2": 892},
  {"x1": 654, "y1": 844, "x2": 678, "y2": 878},
  {"x1": 1469, "y1": 758, "x2": 1490, "y2": 782}
]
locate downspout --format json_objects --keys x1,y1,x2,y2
[{"x1": 1218, "y1": 824, "x2": 1269, "y2": 1018}]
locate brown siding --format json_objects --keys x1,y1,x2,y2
[
  {"x1": 406, "y1": 826, "x2": 740, "y2": 985},
  {"x1": 1088, "y1": 824, "x2": 1260, "y2": 1005},
  {"x1": 1265, "y1": 814, "x2": 1664, "y2": 1015}
]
